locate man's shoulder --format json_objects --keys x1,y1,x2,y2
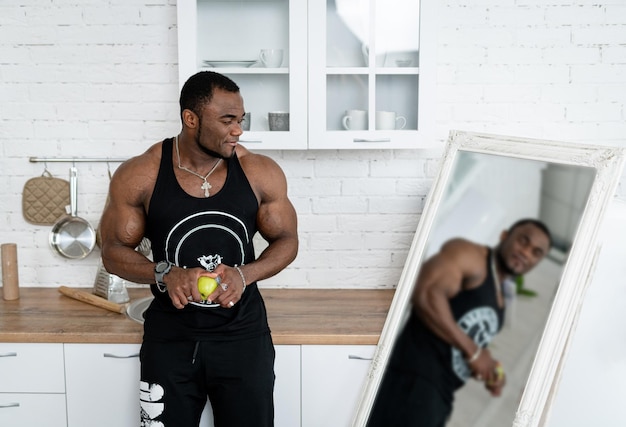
[
  {"x1": 118, "y1": 141, "x2": 163, "y2": 171},
  {"x1": 236, "y1": 146, "x2": 284, "y2": 177},
  {"x1": 111, "y1": 141, "x2": 164, "y2": 191},
  {"x1": 442, "y1": 238, "x2": 484, "y2": 252},
  {"x1": 440, "y1": 238, "x2": 488, "y2": 265}
]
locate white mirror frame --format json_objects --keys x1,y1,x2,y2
[{"x1": 353, "y1": 130, "x2": 625, "y2": 427}]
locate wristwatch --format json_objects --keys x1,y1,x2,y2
[{"x1": 154, "y1": 260, "x2": 173, "y2": 290}]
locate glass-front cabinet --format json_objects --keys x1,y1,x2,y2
[
  {"x1": 177, "y1": 0, "x2": 308, "y2": 150},
  {"x1": 308, "y1": 0, "x2": 434, "y2": 149},
  {"x1": 177, "y1": 0, "x2": 434, "y2": 150}
]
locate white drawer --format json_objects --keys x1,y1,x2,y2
[
  {"x1": 0, "y1": 343, "x2": 65, "y2": 393},
  {"x1": 0, "y1": 392, "x2": 67, "y2": 427}
]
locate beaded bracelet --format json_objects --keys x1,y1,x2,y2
[{"x1": 234, "y1": 265, "x2": 247, "y2": 293}]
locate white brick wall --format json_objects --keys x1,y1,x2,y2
[{"x1": 0, "y1": 1, "x2": 624, "y2": 290}]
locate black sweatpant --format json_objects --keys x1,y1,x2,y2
[
  {"x1": 366, "y1": 368, "x2": 452, "y2": 427},
  {"x1": 139, "y1": 333, "x2": 275, "y2": 427}
]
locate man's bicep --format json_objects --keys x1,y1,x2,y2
[
  {"x1": 100, "y1": 179, "x2": 147, "y2": 249},
  {"x1": 256, "y1": 196, "x2": 297, "y2": 243}
]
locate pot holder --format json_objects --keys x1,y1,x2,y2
[{"x1": 22, "y1": 170, "x2": 70, "y2": 225}]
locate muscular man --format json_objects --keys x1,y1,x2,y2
[
  {"x1": 367, "y1": 219, "x2": 552, "y2": 427},
  {"x1": 100, "y1": 71, "x2": 298, "y2": 427}
]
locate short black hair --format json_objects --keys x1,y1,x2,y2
[
  {"x1": 508, "y1": 218, "x2": 552, "y2": 248},
  {"x1": 179, "y1": 71, "x2": 240, "y2": 118}
]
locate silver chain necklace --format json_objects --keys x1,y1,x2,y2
[{"x1": 175, "y1": 136, "x2": 221, "y2": 197}]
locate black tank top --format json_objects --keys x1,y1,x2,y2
[
  {"x1": 143, "y1": 137, "x2": 270, "y2": 342},
  {"x1": 388, "y1": 248, "x2": 505, "y2": 401}
]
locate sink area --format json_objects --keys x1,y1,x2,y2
[{"x1": 126, "y1": 296, "x2": 153, "y2": 324}]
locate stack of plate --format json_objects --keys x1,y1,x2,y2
[{"x1": 202, "y1": 60, "x2": 258, "y2": 68}]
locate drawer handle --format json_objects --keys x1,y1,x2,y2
[
  {"x1": 0, "y1": 402, "x2": 20, "y2": 408},
  {"x1": 348, "y1": 355, "x2": 372, "y2": 361},
  {"x1": 353, "y1": 138, "x2": 391, "y2": 143},
  {"x1": 103, "y1": 353, "x2": 140, "y2": 359},
  {"x1": 238, "y1": 139, "x2": 263, "y2": 144},
  {"x1": 0, "y1": 352, "x2": 17, "y2": 357}
]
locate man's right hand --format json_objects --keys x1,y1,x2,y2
[{"x1": 468, "y1": 347, "x2": 499, "y2": 382}]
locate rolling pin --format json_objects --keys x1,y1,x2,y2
[{"x1": 58, "y1": 286, "x2": 127, "y2": 314}]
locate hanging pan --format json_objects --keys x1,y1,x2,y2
[{"x1": 49, "y1": 166, "x2": 96, "y2": 259}]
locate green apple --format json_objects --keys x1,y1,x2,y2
[{"x1": 197, "y1": 276, "x2": 219, "y2": 300}]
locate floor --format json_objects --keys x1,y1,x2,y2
[{"x1": 448, "y1": 257, "x2": 563, "y2": 427}]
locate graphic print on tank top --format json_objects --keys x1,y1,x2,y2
[
  {"x1": 163, "y1": 210, "x2": 251, "y2": 308},
  {"x1": 451, "y1": 307, "x2": 500, "y2": 381}
]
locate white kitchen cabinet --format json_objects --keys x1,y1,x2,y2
[
  {"x1": 177, "y1": 0, "x2": 435, "y2": 150},
  {"x1": 0, "y1": 342, "x2": 370, "y2": 427},
  {"x1": 307, "y1": 0, "x2": 436, "y2": 149},
  {"x1": 64, "y1": 343, "x2": 299, "y2": 427},
  {"x1": 0, "y1": 343, "x2": 67, "y2": 427},
  {"x1": 273, "y1": 344, "x2": 301, "y2": 426},
  {"x1": 301, "y1": 345, "x2": 375, "y2": 427},
  {"x1": 64, "y1": 343, "x2": 141, "y2": 427},
  {"x1": 0, "y1": 393, "x2": 67, "y2": 427},
  {"x1": 177, "y1": 0, "x2": 308, "y2": 150}
]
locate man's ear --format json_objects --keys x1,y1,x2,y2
[
  {"x1": 499, "y1": 229, "x2": 508, "y2": 242},
  {"x1": 182, "y1": 109, "x2": 199, "y2": 129}
]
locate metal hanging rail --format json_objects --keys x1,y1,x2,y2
[{"x1": 29, "y1": 157, "x2": 128, "y2": 163}]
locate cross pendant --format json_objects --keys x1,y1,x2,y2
[{"x1": 201, "y1": 180, "x2": 211, "y2": 197}]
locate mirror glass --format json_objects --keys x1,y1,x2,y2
[{"x1": 353, "y1": 131, "x2": 625, "y2": 427}]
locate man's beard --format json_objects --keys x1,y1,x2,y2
[
  {"x1": 194, "y1": 120, "x2": 236, "y2": 159},
  {"x1": 495, "y1": 247, "x2": 517, "y2": 276}
]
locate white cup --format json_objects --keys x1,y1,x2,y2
[
  {"x1": 342, "y1": 109, "x2": 368, "y2": 130},
  {"x1": 268, "y1": 111, "x2": 289, "y2": 131},
  {"x1": 260, "y1": 49, "x2": 284, "y2": 68},
  {"x1": 376, "y1": 111, "x2": 406, "y2": 130}
]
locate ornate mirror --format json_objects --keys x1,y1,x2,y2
[{"x1": 353, "y1": 131, "x2": 625, "y2": 427}]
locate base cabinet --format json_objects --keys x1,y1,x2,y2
[
  {"x1": 301, "y1": 345, "x2": 375, "y2": 427},
  {"x1": 0, "y1": 393, "x2": 67, "y2": 427},
  {"x1": 2, "y1": 343, "x2": 374, "y2": 427},
  {"x1": 0, "y1": 343, "x2": 67, "y2": 427},
  {"x1": 65, "y1": 344, "x2": 141, "y2": 427}
]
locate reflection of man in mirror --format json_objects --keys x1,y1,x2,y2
[{"x1": 367, "y1": 219, "x2": 552, "y2": 427}]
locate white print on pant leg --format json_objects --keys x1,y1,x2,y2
[{"x1": 140, "y1": 380, "x2": 165, "y2": 427}]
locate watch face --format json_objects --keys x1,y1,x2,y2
[{"x1": 156, "y1": 261, "x2": 170, "y2": 273}]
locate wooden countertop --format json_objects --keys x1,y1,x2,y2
[{"x1": 0, "y1": 287, "x2": 394, "y2": 345}]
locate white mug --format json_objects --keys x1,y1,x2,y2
[
  {"x1": 342, "y1": 109, "x2": 368, "y2": 130},
  {"x1": 260, "y1": 49, "x2": 284, "y2": 68},
  {"x1": 376, "y1": 111, "x2": 406, "y2": 130}
]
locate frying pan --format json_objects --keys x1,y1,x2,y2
[{"x1": 49, "y1": 167, "x2": 96, "y2": 259}]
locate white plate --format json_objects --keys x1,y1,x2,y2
[{"x1": 203, "y1": 60, "x2": 258, "y2": 68}]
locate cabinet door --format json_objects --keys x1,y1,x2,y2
[
  {"x1": 308, "y1": 0, "x2": 436, "y2": 149},
  {"x1": 0, "y1": 343, "x2": 65, "y2": 393},
  {"x1": 301, "y1": 345, "x2": 375, "y2": 427},
  {"x1": 0, "y1": 393, "x2": 67, "y2": 427},
  {"x1": 274, "y1": 345, "x2": 301, "y2": 427},
  {"x1": 65, "y1": 343, "x2": 141, "y2": 427},
  {"x1": 177, "y1": 0, "x2": 308, "y2": 150}
]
